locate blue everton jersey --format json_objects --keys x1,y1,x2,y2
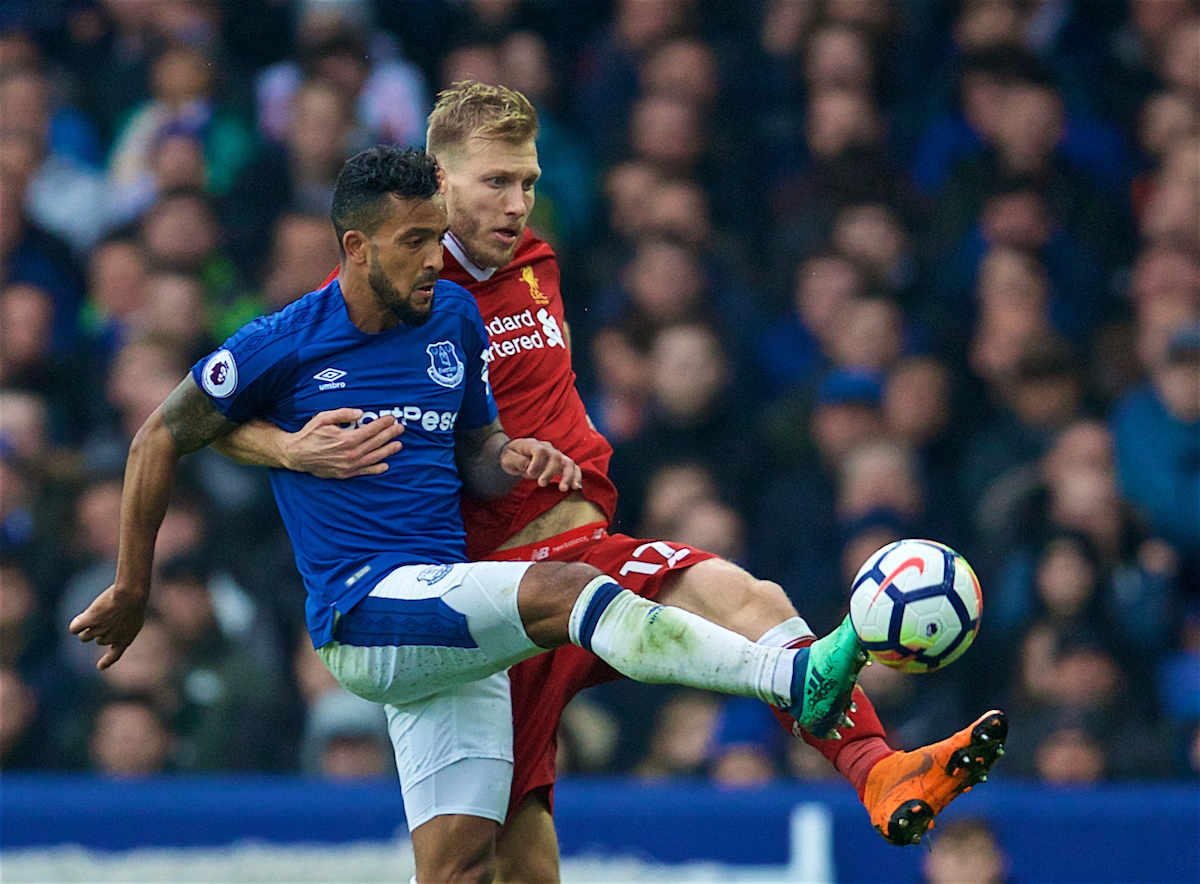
[{"x1": 191, "y1": 277, "x2": 498, "y2": 647}]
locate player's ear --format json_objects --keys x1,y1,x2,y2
[{"x1": 342, "y1": 230, "x2": 370, "y2": 265}]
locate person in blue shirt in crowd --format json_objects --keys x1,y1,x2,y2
[{"x1": 67, "y1": 145, "x2": 866, "y2": 884}]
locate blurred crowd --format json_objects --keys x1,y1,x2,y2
[{"x1": 1, "y1": 0, "x2": 1198, "y2": 789}]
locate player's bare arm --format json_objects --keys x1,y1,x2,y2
[
  {"x1": 213, "y1": 410, "x2": 405, "y2": 478},
  {"x1": 456, "y1": 418, "x2": 582, "y2": 499},
  {"x1": 69, "y1": 376, "x2": 236, "y2": 670}
]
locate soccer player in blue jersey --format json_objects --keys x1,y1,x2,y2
[{"x1": 70, "y1": 145, "x2": 866, "y2": 884}]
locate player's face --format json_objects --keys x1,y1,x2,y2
[
  {"x1": 367, "y1": 194, "x2": 449, "y2": 326},
  {"x1": 441, "y1": 136, "x2": 540, "y2": 269}
]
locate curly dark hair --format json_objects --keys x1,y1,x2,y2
[{"x1": 330, "y1": 146, "x2": 441, "y2": 254}]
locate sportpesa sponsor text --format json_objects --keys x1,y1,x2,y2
[{"x1": 347, "y1": 407, "x2": 459, "y2": 431}]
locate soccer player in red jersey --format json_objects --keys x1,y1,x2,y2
[{"x1": 219, "y1": 82, "x2": 1006, "y2": 882}]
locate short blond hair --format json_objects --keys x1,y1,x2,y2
[{"x1": 427, "y1": 80, "x2": 539, "y2": 159}]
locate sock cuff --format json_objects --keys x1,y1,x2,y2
[
  {"x1": 757, "y1": 616, "x2": 814, "y2": 648},
  {"x1": 568, "y1": 575, "x2": 625, "y2": 652}
]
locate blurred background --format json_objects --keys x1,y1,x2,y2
[{"x1": 0, "y1": 0, "x2": 1198, "y2": 880}]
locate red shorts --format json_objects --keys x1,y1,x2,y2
[{"x1": 482, "y1": 523, "x2": 718, "y2": 821}]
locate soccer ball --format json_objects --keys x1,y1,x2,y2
[{"x1": 849, "y1": 539, "x2": 982, "y2": 673}]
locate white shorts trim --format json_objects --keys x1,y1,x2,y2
[
  {"x1": 398, "y1": 755, "x2": 513, "y2": 831},
  {"x1": 388, "y1": 675, "x2": 513, "y2": 830},
  {"x1": 318, "y1": 561, "x2": 538, "y2": 707}
]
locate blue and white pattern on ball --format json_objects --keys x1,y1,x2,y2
[{"x1": 848, "y1": 539, "x2": 982, "y2": 673}]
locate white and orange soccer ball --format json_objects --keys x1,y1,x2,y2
[{"x1": 849, "y1": 539, "x2": 982, "y2": 673}]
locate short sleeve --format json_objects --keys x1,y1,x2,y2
[
  {"x1": 457, "y1": 311, "x2": 499, "y2": 431},
  {"x1": 191, "y1": 318, "x2": 296, "y2": 425}
]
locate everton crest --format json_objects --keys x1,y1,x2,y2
[{"x1": 426, "y1": 341, "x2": 465, "y2": 388}]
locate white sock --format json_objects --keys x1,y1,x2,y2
[
  {"x1": 568, "y1": 576, "x2": 796, "y2": 706},
  {"x1": 757, "y1": 616, "x2": 815, "y2": 648}
]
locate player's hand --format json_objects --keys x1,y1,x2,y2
[
  {"x1": 500, "y1": 438, "x2": 583, "y2": 492},
  {"x1": 69, "y1": 583, "x2": 149, "y2": 670},
  {"x1": 281, "y1": 408, "x2": 404, "y2": 479}
]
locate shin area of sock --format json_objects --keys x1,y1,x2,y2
[{"x1": 801, "y1": 686, "x2": 893, "y2": 799}]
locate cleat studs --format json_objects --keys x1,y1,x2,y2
[
  {"x1": 912, "y1": 835, "x2": 922, "y2": 845},
  {"x1": 980, "y1": 733, "x2": 989, "y2": 741},
  {"x1": 897, "y1": 818, "x2": 908, "y2": 828},
  {"x1": 850, "y1": 702, "x2": 858, "y2": 713},
  {"x1": 997, "y1": 747, "x2": 1005, "y2": 756},
  {"x1": 980, "y1": 775, "x2": 987, "y2": 782}
]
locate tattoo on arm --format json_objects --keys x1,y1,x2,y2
[
  {"x1": 455, "y1": 418, "x2": 506, "y2": 465},
  {"x1": 455, "y1": 418, "x2": 514, "y2": 499},
  {"x1": 160, "y1": 376, "x2": 238, "y2": 454}
]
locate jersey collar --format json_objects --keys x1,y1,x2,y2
[{"x1": 444, "y1": 232, "x2": 498, "y2": 282}]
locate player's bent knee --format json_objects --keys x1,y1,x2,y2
[
  {"x1": 517, "y1": 561, "x2": 604, "y2": 648},
  {"x1": 660, "y1": 559, "x2": 797, "y2": 640}
]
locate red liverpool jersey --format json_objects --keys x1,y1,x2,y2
[{"x1": 441, "y1": 229, "x2": 618, "y2": 559}]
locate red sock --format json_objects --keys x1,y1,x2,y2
[{"x1": 771, "y1": 637, "x2": 894, "y2": 800}]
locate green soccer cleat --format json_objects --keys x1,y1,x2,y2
[{"x1": 783, "y1": 615, "x2": 869, "y2": 739}]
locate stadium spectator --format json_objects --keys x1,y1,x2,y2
[
  {"x1": 255, "y1": 4, "x2": 425, "y2": 150},
  {"x1": 0, "y1": 166, "x2": 84, "y2": 355},
  {"x1": 960, "y1": 335, "x2": 1085, "y2": 519},
  {"x1": 932, "y1": 184, "x2": 1108, "y2": 349},
  {"x1": 1138, "y1": 137, "x2": 1200, "y2": 252},
  {"x1": 221, "y1": 77, "x2": 354, "y2": 278},
  {"x1": 770, "y1": 84, "x2": 920, "y2": 278},
  {"x1": 107, "y1": 44, "x2": 255, "y2": 200},
  {"x1": 0, "y1": 283, "x2": 85, "y2": 443},
  {"x1": 830, "y1": 202, "x2": 919, "y2": 307},
  {"x1": 136, "y1": 189, "x2": 254, "y2": 339},
  {"x1": 574, "y1": 0, "x2": 694, "y2": 162},
  {"x1": 137, "y1": 271, "x2": 211, "y2": 355},
  {"x1": 753, "y1": 369, "x2": 889, "y2": 631},
  {"x1": 300, "y1": 687, "x2": 394, "y2": 780},
  {"x1": 0, "y1": 62, "x2": 111, "y2": 251},
  {"x1": 1111, "y1": 321, "x2": 1200, "y2": 560},
  {"x1": 826, "y1": 293, "x2": 908, "y2": 373},
  {"x1": 634, "y1": 689, "x2": 720, "y2": 780},
  {"x1": 499, "y1": 30, "x2": 595, "y2": 252},
  {"x1": 78, "y1": 235, "x2": 150, "y2": 365},
  {"x1": 257, "y1": 212, "x2": 341, "y2": 312},
  {"x1": 921, "y1": 817, "x2": 1010, "y2": 884},
  {"x1": 0, "y1": 558, "x2": 38, "y2": 669},
  {"x1": 88, "y1": 694, "x2": 177, "y2": 777},
  {"x1": 609, "y1": 321, "x2": 752, "y2": 529},
  {"x1": 0, "y1": 664, "x2": 45, "y2": 769},
  {"x1": 709, "y1": 697, "x2": 782, "y2": 785},
  {"x1": 150, "y1": 554, "x2": 287, "y2": 771},
  {"x1": 883, "y1": 356, "x2": 965, "y2": 534},
  {"x1": 925, "y1": 64, "x2": 1133, "y2": 289},
  {"x1": 636, "y1": 462, "x2": 720, "y2": 542},
  {"x1": 756, "y1": 251, "x2": 866, "y2": 397},
  {"x1": 583, "y1": 323, "x2": 652, "y2": 444}
]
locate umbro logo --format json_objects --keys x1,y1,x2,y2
[{"x1": 314, "y1": 367, "x2": 347, "y2": 390}]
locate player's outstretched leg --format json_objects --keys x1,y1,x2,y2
[
  {"x1": 779, "y1": 614, "x2": 869, "y2": 738},
  {"x1": 862, "y1": 709, "x2": 1008, "y2": 846}
]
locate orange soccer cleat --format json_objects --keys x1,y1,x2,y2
[{"x1": 862, "y1": 709, "x2": 1008, "y2": 846}]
